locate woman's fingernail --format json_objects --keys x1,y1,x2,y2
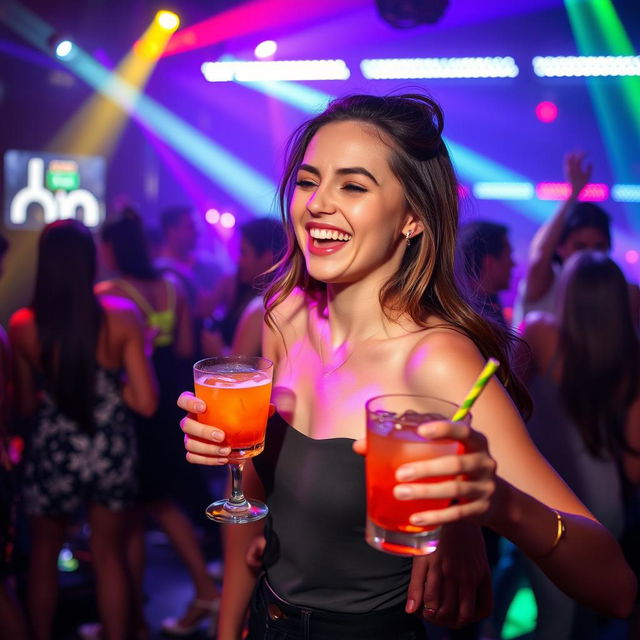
[
  {"x1": 195, "y1": 401, "x2": 206, "y2": 412},
  {"x1": 410, "y1": 514, "x2": 426, "y2": 526},
  {"x1": 394, "y1": 485, "x2": 413, "y2": 499},
  {"x1": 396, "y1": 466, "x2": 414, "y2": 481},
  {"x1": 219, "y1": 447, "x2": 231, "y2": 455},
  {"x1": 210, "y1": 431, "x2": 224, "y2": 442},
  {"x1": 405, "y1": 599, "x2": 415, "y2": 613},
  {"x1": 422, "y1": 605, "x2": 437, "y2": 617}
]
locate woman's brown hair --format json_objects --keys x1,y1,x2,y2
[
  {"x1": 557, "y1": 251, "x2": 639, "y2": 457},
  {"x1": 265, "y1": 93, "x2": 531, "y2": 417}
]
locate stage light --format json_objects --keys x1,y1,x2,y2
[
  {"x1": 156, "y1": 10, "x2": 180, "y2": 32},
  {"x1": 532, "y1": 55, "x2": 640, "y2": 77},
  {"x1": 473, "y1": 182, "x2": 534, "y2": 200},
  {"x1": 625, "y1": 250, "x2": 639, "y2": 265},
  {"x1": 375, "y1": 0, "x2": 449, "y2": 28},
  {"x1": 220, "y1": 212, "x2": 236, "y2": 228},
  {"x1": 536, "y1": 182, "x2": 608, "y2": 201},
  {"x1": 612, "y1": 184, "x2": 640, "y2": 202},
  {"x1": 205, "y1": 208, "x2": 221, "y2": 224},
  {"x1": 255, "y1": 40, "x2": 277, "y2": 59},
  {"x1": 536, "y1": 101, "x2": 558, "y2": 123},
  {"x1": 201, "y1": 59, "x2": 350, "y2": 82},
  {"x1": 55, "y1": 39, "x2": 74, "y2": 58},
  {"x1": 360, "y1": 57, "x2": 519, "y2": 79}
]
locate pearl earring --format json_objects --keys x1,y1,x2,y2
[{"x1": 405, "y1": 230, "x2": 413, "y2": 247}]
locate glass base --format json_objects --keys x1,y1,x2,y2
[
  {"x1": 366, "y1": 518, "x2": 440, "y2": 556},
  {"x1": 205, "y1": 498, "x2": 268, "y2": 524}
]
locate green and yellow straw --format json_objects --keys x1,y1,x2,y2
[{"x1": 451, "y1": 358, "x2": 500, "y2": 422}]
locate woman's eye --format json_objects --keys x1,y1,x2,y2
[
  {"x1": 343, "y1": 183, "x2": 367, "y2": 193},
  {"x1": 295, "y1": 179, "x2": 316, "y2": 188}
]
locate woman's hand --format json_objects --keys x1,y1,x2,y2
[
  {"x1": 393, "y1": 420, "x2": 498, "y2": 529},
  {"x1": 564, "y1": 150, "x2": 592, "y2": 199},
  {"x1": 177, "y1": 391, "x2": 231, "y2": 465},
  {"x1": 405, "y1": 522, "x2": 493, "y2": 628}
]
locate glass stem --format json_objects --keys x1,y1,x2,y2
[{"x1": 228, "y1": 461, "x2": 248, "y2": 506}]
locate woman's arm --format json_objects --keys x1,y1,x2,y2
[
  {"x1": 7, "y1": 310, "x2": 38, "y2": 419},
  {"x1": 169, "y1": 275, "x2": 195, "y2": 360},
  {"x1": 524, "y1": 151, "x2": 591, "y2": 303},
  {"x1": 400, "y1": 330, "x2": 636, "y2": 617},
  {"x1": 114, "y1": 305, "x2": 158, "y2": 417},
  {"x1": 218, "y1": 462, "x2": 266, "y2": 640},
  {"x1": 179, "y1": 395, "x2": 266, "y2": 640}
]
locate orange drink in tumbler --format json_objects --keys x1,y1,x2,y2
[
  {"x1": 365, "y1": 395, "x2": 461, "y2": 557},
  {"x1": 194, "y1": 361, "x2": 273, "y2": 460}
]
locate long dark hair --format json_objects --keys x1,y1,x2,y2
[
  {"x1": 265, "y1": 93, "x2": 531, "y2": 417},
  {"x1": 557, "y1": 251, "x2": 639, "y2": 458},
  {"x1": 101, "y1": 207, "x2": 158, "y2": 279},
  {"x1": 33, "y1": 220, "x2": 104, "y2": 429}
]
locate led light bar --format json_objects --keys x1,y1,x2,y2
[
  {"x1": 473, "y1": 182, "x2": 534, "y2": 200},
  {"x1": 612, "y1": 184, "x2": 640, "y2": 202},
  {"x1": 201, "y1": 60, "x2": 350, "y2": 82},
  {"x1": 536, "y1": 183, "x2": 609, "y2": 202},
  {"x1": 532, "y1": 55, "x2": 640, "y2": 77},
  {"x1": 360, "y1": 57, "x2": 519, "y2": 79}
]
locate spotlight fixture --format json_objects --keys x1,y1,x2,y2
[
  {"x1": 48, "y1": 33, "x2": 77, "y2": 60},
  {"x1": 255, "y1": 40, "x2": 278, "y2": 59},
  {"x1": 375, "y1": 0, "x2": 449, "y2": 29},
  {"x1": 155, "y1": 10, "x2": 180, "y2": 31}
]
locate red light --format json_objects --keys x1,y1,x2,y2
[{"x1": 536, "y1": 101, "x2": 558, "y2": 123}]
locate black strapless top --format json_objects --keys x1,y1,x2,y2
[{"x1": 253, "y1": 412, "x2": 412, "y2": 613}]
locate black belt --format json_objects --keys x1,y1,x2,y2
[{"x1": 249, "y1": 574, "x2": 426, "y2": 640}]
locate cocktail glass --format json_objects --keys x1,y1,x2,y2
[
  {"x1": 193, "y1": 356, "x2": 273, "y2": 524},
  {"x1": 365, "y1": 394, "x2": 462, "y2": 556}
]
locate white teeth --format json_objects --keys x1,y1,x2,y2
[{"x1": 309, "y1": 228, "x2": 352, "y2": 241}]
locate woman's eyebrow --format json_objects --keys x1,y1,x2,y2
[{"x1": 298, "y1": 163, "x2": 379, "y2": 185}]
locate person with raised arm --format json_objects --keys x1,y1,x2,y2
[{"x1": 513, "y1": 151, "x2": 640, "y2": 328}]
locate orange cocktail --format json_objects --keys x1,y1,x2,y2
[
  {"x1": 195, "y1": 370, "x2": 272, "y2": 458},
  {"x1": 194, "y1": 356, "x2": 273, "y2": 524},
  {"x1": 365, "y1": 395, "x2": 460, "y2": 556}
]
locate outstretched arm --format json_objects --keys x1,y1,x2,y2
[
  {"x1": 398, "y1": 331, "x2": 636, "y2": 617},
  {"x1": 524, "y1": 151, "x2": 591, "y2": 303}
]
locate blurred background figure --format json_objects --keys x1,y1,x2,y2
[
  {"x1": 8, "y1": 220, "x2": 157, "y2": 640},
  {"x1": 513, "y1": 151, "x2": 640, "y2": 328},
  {"x1": 0, "y1": 232, "x2": 29, "y2": 640},
  {"x1": 458, "y1": 220, "x2": 516, "y2": 328},
  {"x1": 97, "y1": 208, "x2": 220, "y2": 638},
  {"x1": 155, "y1": 206, "x2": 225, "y2": 356},
  {"x1": 204, "y1": 217, "x2": 286, "y2": 357},
  {"x1": 518, "y1": 250, "x2": 640, "y2": 639}
]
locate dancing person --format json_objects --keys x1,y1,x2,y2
[
  {"x1": 9, "y1": 220, "x2": 157, "y2": 640},
  {"x1": 512, "y1": 151, "x2": 640, "y2": 327},
  {"x1": 156, "y1": 206, "x2": 224, "y2": 326},
  {"x1": 204, "y1": 217, "x2": 286, "y2": 358},
  {"x1": 519, "y1": 250, "x2": 640, "y2": 639},
  {"x1": 97, "y1": 209, "x2": 220, "y2": 637},
  {"x1": 178, "y1": 94, "x2": 636, "y2": 640},
  {"x1": 458, "y1": 220, "x2": 515, "y2": 328}
]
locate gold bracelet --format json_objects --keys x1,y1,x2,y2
[{"x1": 534, "y1": 509, "x2": 566, "y2": 559}]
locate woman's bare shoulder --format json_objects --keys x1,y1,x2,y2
[
  {"x1": 101, "y1": 295, "x2": 144, "y2": 328},
  {"x1": 405, "y1": 323, "x2": 490, "y2": 396}
]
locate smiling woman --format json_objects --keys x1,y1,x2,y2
[{"x1": 178, "y1": 93, "x2": 636, "y2": 640}]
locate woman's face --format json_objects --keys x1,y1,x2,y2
[{"x1": 290, "y1": 120, "x2": 415, "y2": 287}]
